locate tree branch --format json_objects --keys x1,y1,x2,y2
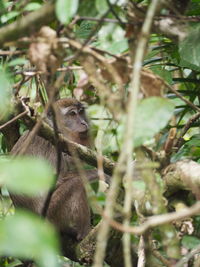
[
  {"x1": 154, "y1": 17, "x2": 188, "y2": 42},
  {"x1": 103, "y1": 201, "x2": 200, "y2": 235},
  {"x1": 163, "y1": 159, "x2": 200, "y2": 198},
  {"x1": 19, "y1": 105, "x2": 115, "y2": 175},
  {"x1": 0, "y1": 2, "x2": 55, "y2": 46}
]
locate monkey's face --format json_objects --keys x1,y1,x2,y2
[
  {"x1": 52, "y1": 98, "x2": 90, "y2": 146},
  {"x1": 59, "y1": 104, "x2": 89, "y2": 138}
]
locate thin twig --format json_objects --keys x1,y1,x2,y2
[
  {"x1": 76, "y1": 16, "x2": 131, "y2": 24},
  {"x1": 13, "y1": 72, "x2": 66, "y2": 156},
  {"x1": 14, "y1": 76, "x2": 33, "y2": 96},
  {"x1": 106, "y1": 0, "x2": 125, "y2": 27},
  {"x1": 62, "y1": 0, "x2": 121, "y2": 74},
  {"x1": 14, "y1": 66, "x2": 83, "y2": 76},
  {"x1": 152, "y1": 248, "x2": 171, "y2": 267},
  {"x1": 158, "y1": 15, "x2": 200, "y2": 22},
  {"x1": 165, "y1": 83, "x2": 200, "y2": 112},
  {"x1": 91, "y1": 117, "x2": 112, "y2": 121},
  {"x1": 13, "y1": 104, "x2": 49, "y2": 156},
  {"x1": 137, "y1": 236, "x2": 145, "y2": 267},
  {"x1": 0, "y1": 110, "x2": 28, "y2": 131},
  {"x1": 0, "y1": 2, "x2": 55, "y2": 46},
  {"x1": 0, "y1": 50, "x2": 23, "y2": 55},
  {"x1": 13, "y1": 101, "x2": 115, "y2": 175},
  {"x1": 67, "y1": 39, "x2": 124, "y2": 93},
  {"x1": 175, "y1": 244, "x2": 200, "y2": 267},
  {"x1": 95, "y1": 112, "x2": 108, "y2": 193},
  {"x1": 174, "y1": 112, "x2": 200, "y2": 151},
  {"x1": 93, "y1": 1, "x2": 161, "y2": 266},
  {"x1": 103, "y1": 201, "x2": 200, "y2": 235},
  {"x1": 122, "y1": 1, "x2": 161, "y2": 266}
]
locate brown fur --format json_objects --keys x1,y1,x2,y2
[{"x1": 10, "y1": 98, "x2": 91, "y2": 240}]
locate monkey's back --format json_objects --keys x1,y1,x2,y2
[
  {"x1": 10, "y1": 132, "x2": 68, "y2": 214},
  {"x1": 10, "y1": 131, "x2": 91, "y2": 240},
  {"x1": 11, "y1": 131, "x2": 71, "y2": 176}
]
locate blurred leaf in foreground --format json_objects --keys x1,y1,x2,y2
[
  {"x1": 179, "y1": 25, "x2": 200, "y2": 69},
  {"x1": 0, "y1": 157, "x2": 55, "y2": 196},
  {"x1": 134, "y1": 97, "x2": 175, "y2": 147},
  {"x1": 0, "y1": 210, "x2": 60, "y2": 267},
  {"x1": 0, "y1": 69, "x2": 12, "y2": 120},
  {"x1": 56, "y1": 0, "x2": 79, "y2": 24}
]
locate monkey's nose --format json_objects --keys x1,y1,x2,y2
[{"x1": 80, "y1": 121, "x2": 88, "y2": 130}]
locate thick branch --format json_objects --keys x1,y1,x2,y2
[
  {"x1": 154, "y1": 17, "x2": 188, "y2": 42},
  {"x1": 127, "y1": 3, "x2": 189, "y2": 42},
  {"x1": 163, "y1": 159, "x2": 200, "y2": 197},
  {"x1": 0, "y1": 2, "x2": 55, "y2": 46},
  {"x1": 105, "y1": 201, "x2": 200, "y2": 235},
  {"x1": 60, "y1": 222, "x2": 138, "y2": 266},
  {"x1": 59, "y1": 159, "x2": 200, "y2": 265},
  {"x1": 21, "y1": 113, "x2": 115, "y2": 176}
]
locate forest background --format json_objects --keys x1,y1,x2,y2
[{"x1": 1, "y1": 0, "x2": 200, "y2": 266}]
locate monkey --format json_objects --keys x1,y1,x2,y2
[
  {"x1": 53, "y1": 98, "x2": 90, "y2": 147},
  {"x1": 10, "y1": 98, "x2": 93, "y2": 241}
]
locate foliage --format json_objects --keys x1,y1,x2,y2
[
  {"x1": 0, "y1": 210, "x2": 60, "y2": 267},
  {"x1": 0, "y1": 157, "x2": 55, "y2": 195},
  {"x1": 0, "y1": 0, "x2": 200, "y2": 266}
]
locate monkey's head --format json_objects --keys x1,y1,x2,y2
[{"x1": 53, "y1": 98, "x2": 90, "y2": 146}]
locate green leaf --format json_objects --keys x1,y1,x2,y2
[
  {"x1": 23, "y1": 2, "x2": 42, "y2": 11},
  {"x1": 95, "y1": 0, "x2": 108, "y2": 14},
  {"x1": 179, "y1": 26, "x2": 200, "y2": 68},
  {"x1": 187, "y1": 1, "x2": 200, "y2": 16},
  {"x1": 182, "y1": 235, "x2": 200, "y2": 250},
  {"x1": 6, "y1": 259, "x2": 21, "y2": 267},
  {"x1": 179, "y1": 57, "x2": 200, "y2": 72},
  {"x1": 0, "y1": 210, "x2": 60, "y2": 267},
  {"x1": 186, "y1": 135, "x2": 200, "y2": 147},
  {"x1": 134, "y1": 97, "x2": 175, "y2": 147},
  {"x1": 8, "y1": 58, "x2": 29, "y2": 67},
  {"x1": 133, "y1": 180, "x2": 146, "y2": 191},
  {"x1": 0, "y1": 0, "x2": 5, "y2": 10},
  {"x1": 56, "y1": 0, "x2": 79, "y2": 24},
  {"x1": 171, "y1": 134, "x2": 200, "y2": 162},
  {"x1": 77, "y1": 0, "x2": 98, "y2": 17},
  {"x1": 75, "y1": 21, "x2": 96, "y2": 39},
  {"x1": 97, "y1": 191, "x2": 106, "y2": 205},
  {"x1": 1, "y1": 11, "x2": 19, "y2": 23},
  {"x1": 0, "y1": 157, "x2": 55, "y2": 196},
  {"x1": 107, "y1": 39, "x2": 128, "y2": 54},
  {"x1": 151, "y1": 65, "x2": 172, "y2": 85},
  {"x1": 0, "y1": 69, "x2": 12, "y2": 118}
]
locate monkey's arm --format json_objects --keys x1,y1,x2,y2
[{"x1": 47, "y1": 174, "x2": 91, "y2": 241}]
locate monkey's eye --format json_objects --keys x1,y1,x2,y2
[
  {"x1": 79, "y1": 108, "x2": 84, "y2": 115},
  {"x1": 69, "y1": 111, "x2": 76, "y2": 116}
]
